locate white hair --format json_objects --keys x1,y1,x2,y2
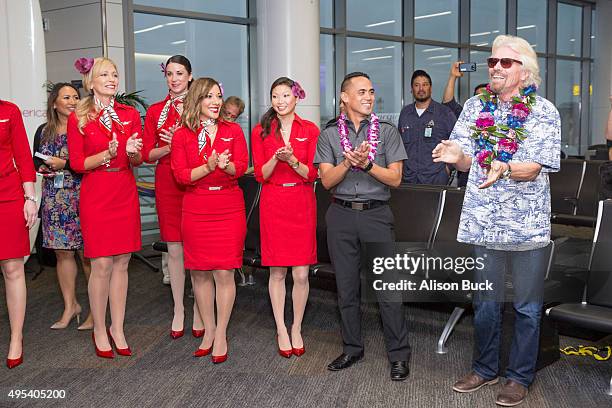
[{"x1": 492, "y1": 35, "x2": 541, "y2": 88}]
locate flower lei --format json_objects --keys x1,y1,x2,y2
[
  {"x1": 337, "y1": 112, "x2": 380, "y2": 171},
  {"x1": 471, "y1": 84, "x2": 537, "y2": 169}
]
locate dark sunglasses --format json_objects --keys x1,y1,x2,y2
[{"x1": 487, "y1": 57, "x2": 523, "y2": 69}]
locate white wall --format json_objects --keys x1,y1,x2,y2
[{"x1": 41, "y1": 0, "x2": 127, "y2": 92}]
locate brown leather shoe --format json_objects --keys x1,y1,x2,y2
[
  {"x1": 495, "y1": 380, "x2": 528, "y2": 406},
  {"x1": 452, "y1": 371, "x2": 499, "y2": 393}
]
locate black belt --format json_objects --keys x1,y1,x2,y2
[{"x1": 332, "y1": 197, "x2": 388, "y2": 211}]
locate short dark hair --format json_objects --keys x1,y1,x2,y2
[
  {"x1": 341, "y1": 72, "x2": 370, "y2": 92},
  {"x1": 473, "y1": 83, "x2": 488, "y2": 95},
  {"x1": 411, "y1": 70, "x2": 432, "y2": 87}
]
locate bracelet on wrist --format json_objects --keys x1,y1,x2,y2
[
  {"x1": 24, "y1": 195, "x2": 37, "y2": 204},
  {"x1": 290, "y1": 160, "x2": 300, "y2": 169},
  {"x1": 101, "y1": 155, "x2": 111, "y2": 167}
]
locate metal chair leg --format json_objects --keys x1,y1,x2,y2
[
  {"x1": 133, "y1": 253, "x2": 160, "y2": 272},
  {"x1": 436, "y1": 306, "x2": 466, "y2": 354},
  {"x1": 237, "y1": 267, "x2": 248, "y2": 287},
  {"x1": 247, "y1": 272, "x2": 256, "y2": 285}
]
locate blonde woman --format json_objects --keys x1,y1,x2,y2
[{"x1": 67, "y1": 57, "x2": 143, "y2": 358}]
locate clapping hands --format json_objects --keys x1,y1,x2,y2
[
  {"x1": 126, "y1": 132, "x2": 143, "y2": 155},
  {"x1": 160, "y1": 124, "x2": 178, "y2": 146},
  {"x1": 217, "y1": 149, "x2": 231, "y2": 170},
  {"x1": 108, "y1": 134, "x2": 119, "y2": 158},
  {"x1": 275, "y1": 144, "x2": 294, "y2": 162},
  {"x1": 343, "y1": 141, "x2": 371, "y2": 169}
]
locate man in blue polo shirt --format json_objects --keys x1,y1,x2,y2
[{"x1": 399, "y1": 70, "x2": 457, "y2": 185}]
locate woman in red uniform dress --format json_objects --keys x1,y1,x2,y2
[
  {"x1": 143, "y1": 55, "x2": 203, "y2": 339},
  {"x1": 67, "y1": 57, "x2": 143, "y2": 358},
  {"x1": 171, "y1": 78, "x2": 248, "y2": 363},
  {"x1": 0, "y1": 100, "x2": 37, "y2": 369},
  {"x1": 251, "y1": 77, "x2": 318, "y2": 358}
]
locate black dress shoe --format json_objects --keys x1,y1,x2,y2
[
  {"x1": 390, "y1": 361, "x2": 409, "y2": 381},
  {"x1": 327, "y1": 353, "x2": 363, "y2": 371}
]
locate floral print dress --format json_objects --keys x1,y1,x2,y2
[{"x1": 39, "y1": 133, "x2": 83, "y2": 250}]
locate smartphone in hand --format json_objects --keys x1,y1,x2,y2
[{"x1": 459, "y1": 63, "x2": 477, "y2": 72}]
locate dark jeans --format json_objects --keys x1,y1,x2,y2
[{"x1": 471, "y1": 245, "x2": 548, "y2": 387}]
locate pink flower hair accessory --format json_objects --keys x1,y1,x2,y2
[
  {"x1": 74, "y1": 58, "x2": 94, "y2": 75},
  {"x1": 218, "y1": 82, "x2": 224, "y2": 97},
  {"x1": 291, "y1": 81, "x2": 306, "y2": 99}
]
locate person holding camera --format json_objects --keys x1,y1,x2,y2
[{"x1": 398, "y1": 70, "x2": 457, "y2": 185}]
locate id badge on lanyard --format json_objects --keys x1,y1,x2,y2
[
  {"x1": 53, "y1": 172, "x2": 64, "y2": 189},
  {"x1": 424, "y1": 120, "x2": 434, "y2": 138}
]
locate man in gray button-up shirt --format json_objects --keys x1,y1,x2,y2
[{"x1": 314, "y1": 72, "x2": 411, "y2": 381}]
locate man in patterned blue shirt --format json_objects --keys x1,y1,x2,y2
[{"x1": 433, "y1": 35, "x2": 561, "y2": 407}]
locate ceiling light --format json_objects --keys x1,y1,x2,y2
[
  {"x1": 414, "y1": 11, "x2": 452, "y2": 20},
  {"x1": 365, "y1": 20, "x2": 395, "y2": 28}
]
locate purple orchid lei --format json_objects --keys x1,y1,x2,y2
[
  {"x1": 337, "y1": 112, "x2": 380, "y2": 171},
  {"x1": 471, "y1": 84, "x2": 537, "y2": 169}
]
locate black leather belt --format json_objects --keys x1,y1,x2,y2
[{"x1": 332, "y1": 197, "x2": 388, "y2": 211}]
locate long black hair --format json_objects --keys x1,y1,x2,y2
[
  {"x1": 259, "y1": 76, "x2": 297, "y2": 138},
  {"x1": 165, "y1": 55, "x2": 193, "y2": 87}
]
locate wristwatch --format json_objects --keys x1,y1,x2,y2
[
  {"x1": 290, "y1": 160, "x2": 300, "y2": 169},
  {"x1": 363, "y1": 161, "x2": 374, "y2": 172},
  {"x1": 24, "y1": 195, "x2": 38, "y2": 204},
  {"x1": 502, "y1": 163, "x2": 512, "y2": 180}
]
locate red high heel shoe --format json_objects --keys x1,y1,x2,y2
[
  {"x1": 212, "y1": 344, "x2": 228, "y2": 364},
  {"x1": 170, "y1": 329, "x2": 184, "y2": 339},
  {"x1": 192, "y1": 328, "x2": 205, "y2": 338},
  {"x1": 194, "y1": 341, "x2": 214, "y2": 357},
  {"x1": 92, "y1": 332, "x2": 114, "y2": 359},
  {"x1": 107, "y1": 329, "x2": 132, "y2": 357},
  {"x1": 6, "y1": 341, "x2": 23, "y2": 368},
  {"x1": 6, "y1": 354, "x2": 23, "y2": 369},
  {"x1": 292, "y1": 346, "x2": 305, "y2": 357},
  {"x1": 277, "y1": 336, "x2": 292, "y2": 358}
]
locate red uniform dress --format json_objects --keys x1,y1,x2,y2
[
  {"x1": 0, "y1": 101, "x2": 36, "y2": 260},
  {"x1": 171, "y1": 120, "x2": 248, "y2": 271},
  {"x1": 143, "y1": 95, "x2": 185, "y2": 242},
  {"x1": 67, "y1": 102, "x2": 142, "y2": 258},
  {"x1": 251, "y1": 115, "x2": 318, "y2": 266}
]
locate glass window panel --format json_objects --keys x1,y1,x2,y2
[
  {"x1": 557, "y1": 3, "x2": 582, "y2": 57},
  {"x1": 134, "y1": 0, "x2": 247, "y2": 18},
  {"x1": 470, "y1": 0, "x2": 506, "y2": 46},
  {"x1": 537, "y1": 57, "x2": 546, "y2": 97},
  {"x1": 414, "y1": 45, "x2": 458, "y2": 102},
  {"x1": 320, "y1": 0, "x2": 333, "y2": 28},
  {"x1": 347, "y1": 0, "x2": 402, "y2": 36},
  {"x1": 556, "y1": 60, "x2": 581, "y2": 156},
  {"x1": 517, "y1": 0, "x2": 547, "y2": 53},
  {"x1": 134, "y1": 13, "x2": 250, "y2": 135},
  {"x1": 414, "y1": 0, "x2": 458, "y2": 43},
  {"x1": 320, "y1": 34, "x2": 335, "y2": 126},
  {"x1": 347, "y1": 38, "x2": 402, "y2": 120},
  {"x1": 467, "y1": 50, "x2": 490, "y2": 96}
]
